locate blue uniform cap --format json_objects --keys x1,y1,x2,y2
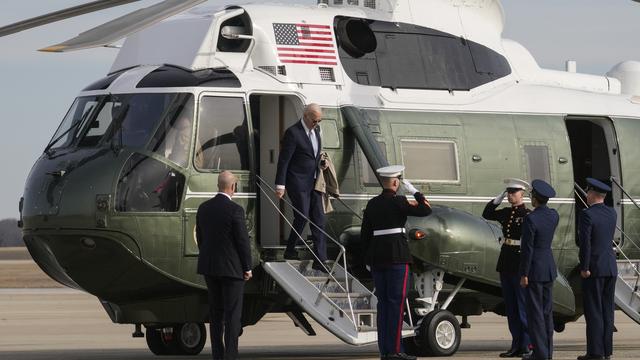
[
  {"x1": 586, "y1": 177, "x2": 611, "y2": 193},
  {"x1": 531, "y1": 179, "x2": 556, "y2": 199}
]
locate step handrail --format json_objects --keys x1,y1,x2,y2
[
  {"x1": 611, "y1": 176, "x2": 640, "y2": 212},
  {"x1": 255, "y1": 175, "x2": 358, "y2": 329},
  {"x1": 574, "y1": 183, "x2": 640, "y2": 291}
]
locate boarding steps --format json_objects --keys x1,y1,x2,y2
[
  {"x1": 615, "y1": 259, "x2": 640, "y2": 324},
  {"x1": 263, "y1": 260, "x2": 415, "y2": 345}
]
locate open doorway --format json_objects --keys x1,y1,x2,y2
[
  {"x1": 565, "y1": 116, "x2": 621, "y2": 245},
  {"x1": 249, "y1": 94, "x2": 303, "y2": 248}
]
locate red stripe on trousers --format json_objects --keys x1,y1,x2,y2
[{"x1": 395, "y1": 264, "x2": 409, "y2": 353}]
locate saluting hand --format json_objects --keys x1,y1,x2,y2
[
  {"x1": 520, "y1": 276, "x2": 528, "y2": 288},
  {"x1": 580, "y1": 270, "x2": 591, "y2": 279}
]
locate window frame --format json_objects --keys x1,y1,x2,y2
[
  {"x1": 399, "y1": 138, "x2": 461, "y2": 184},
  {"x1": 194, "y1": 92, "x2": 251, "y2": 173},
  {"x1": 521, "y1": 142, "x2": 552, "y2": 184}
]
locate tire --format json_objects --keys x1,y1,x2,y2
[
  {"x1": 404, "y1": 310, "x2": 461, "y2": 357},
  {"x1": 145, "y1": 326, "x2": 178, "y2": 355},
  {"x1": 175, "y1": 323, "x2": 207, "y2": 355}
]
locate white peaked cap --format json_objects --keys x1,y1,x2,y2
[
  {"x1": 376, "y1": 165, "x2": 405, "y2": 178},
  {"x1": 504, "y1": 178, "x2": 530, "y2": 191}
]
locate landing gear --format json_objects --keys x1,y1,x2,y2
[
  {"x1": 145, "y1": 323, "x2": 207, "y2": 356},
  {"x1": 404, "y1": 310, "x2": 461, "y2": 357}
]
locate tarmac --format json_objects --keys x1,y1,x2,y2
[{"x1": 1, "y1": 249, "x2": 639, "y2": 359}]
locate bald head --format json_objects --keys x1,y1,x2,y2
[
  {"x1": 303, "y1": 103, "x2": 322, "y2": 130},
  {"x1": 218, "y1": 171, "x2": 237, "y2": 194}
]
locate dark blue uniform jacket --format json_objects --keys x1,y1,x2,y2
[
  {"x1": 578, "y1": 203, "x2": 618, "y2": 277},
  {"x1": 519, "y1": 205, "x2": 559, "y2": 282}
]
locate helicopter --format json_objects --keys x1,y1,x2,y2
[{"x1": 3, "y1": 0, "x2": 640, "y2": 357}]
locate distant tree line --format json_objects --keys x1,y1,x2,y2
[{"x1": 0, "y1": 219, "x2": 24, "y2": 247}]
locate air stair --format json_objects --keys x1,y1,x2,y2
[
  {"x1": 576, "y1": 180, "x2": 640, "y2": 324},
  {"x1": 257, "y1": 176, "x2": 414, "y2": 345}
]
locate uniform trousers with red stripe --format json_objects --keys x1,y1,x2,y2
[{"x1": 372, "y1": 264, "x2": 410, "y2": 355}]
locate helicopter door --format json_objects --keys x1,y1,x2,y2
[
  {"x1": 565, "y1": 117, "x2": 622, "y2": 245},
  {"x1": 183, "y1": 94, "x2": 253, "y2": 257},
  {"x1": 248, "y1": 94, "x2": 304, "y2": 248}
]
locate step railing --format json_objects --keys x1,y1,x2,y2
[
  {"x1": 574, "y1": 183, "x2": 640, "y2": 293},
  {"x1": 255, "y1": 175, "x2": 358, "y2": 330}
]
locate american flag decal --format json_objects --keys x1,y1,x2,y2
[{"x1": 273, "y1": 23, "x2": 337, "y2": 66}]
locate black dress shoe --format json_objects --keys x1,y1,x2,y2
[
  {"x1": 311, "y1": 262, "x2": 329, "y2": 273},
  {"x1": 500, "y1": 349, "x2": 521, "y2": 357},
  {"x1": 386, "y1": 353, "x2": 416, "y2": 360},
  {"x1": 283, "y1": 251, "x2": 299, "y2": 260},
  {"x1": 577, "y1": 355, "x2": 604, "y2": 360}
]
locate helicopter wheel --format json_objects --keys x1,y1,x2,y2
[
  {"x1": 175, "y1": 322, "x2": 207, "y2": 355},
  {"x1": 403, "y1": 310, "x2": 461, "y2": 357},
  {"x1": 145, "y1": 326, "x2": 178, "y2": 355}
]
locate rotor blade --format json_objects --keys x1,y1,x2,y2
[
  {"x1": 39, "y1": 0, "x2": 207, "y2": 52},
  {"x1": 0, "y1": 0, "x2": 142, "y2": 38}
]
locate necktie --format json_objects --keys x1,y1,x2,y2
[{"x1": 309, "y1": 128, "x2": 318, "y2": 157}]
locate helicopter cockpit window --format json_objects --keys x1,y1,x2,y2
[
  {"x1": 76, "y1": 93, "x2": 193, "y2": 149},
  {"x1": 47, "y1": 96, "x2": 99, "y2": 150},
  {"x1": 196, "y1": 96, "x2": 250, "y2": 171},
  {"x1": 116, "y1": 153, "x2": 186, "y2": 213},
  {"x1": 146, "y1": 95, "x2": 196, "y2": 168}
]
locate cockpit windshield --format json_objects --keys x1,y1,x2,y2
[{"x1": 47, "y1": 93, "x2": 194, "y2": 155}]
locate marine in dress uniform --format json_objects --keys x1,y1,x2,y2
[
  {"x1": 577, "y1": 178, "x2": 618, "y2": 360},
  {"x1": 519, "y1": 179, "x2": 559, "y2": 360},
  {"x1": 482, "y1": 178, "x2": 532, "y2": 358},
  {"x1": 361, "y1": 165, "x2": 432, "y2": 360}
]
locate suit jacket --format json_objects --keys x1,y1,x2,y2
[
  {"x1": 578, "y1": 203, "x2": 618, "y2": 277},
  {"x1": 361, "y1": 189, "x2": 432, "y2": 266},
  {"x1": 519, "y1": 205, "x2": 559, "y2": 282},
  {"x1": 196, "y1": 194, "x2": 252, "y2": 279},
  {"x1": 275, "y1": 121, "x2": 322, "y2": 192}
]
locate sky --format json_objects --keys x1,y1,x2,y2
[{"x1": 0, "y1": 0, "x2": 638, "y2": 220}]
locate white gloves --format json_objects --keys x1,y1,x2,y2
[
  {"x1": 401, "y1": 179, "x2": 419, "y2": 195},
  {"x1": 492, "y1": 190, "x2": 507, "y2": 205}
]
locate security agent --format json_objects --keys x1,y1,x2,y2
[
  {"x1": 360, "y1": 165, "x2": 432, "y2": 360},
  {"x1": 482, "y1": 178, "x2": 532, "y2": 358},
  {"x1": 577, "y1": 178, "x2": 617, "y2": 360},
  {"x1": 519, "y1": 179, "x2": 559, "y2": 360}
]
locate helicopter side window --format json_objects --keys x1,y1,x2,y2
[
  {"x1": 401, "y1": 139, "x2": 459, "y2": 183},
  {"x1": 523, "y1": 144, "x2": 551, "y2": 184},
  {"x1": 196, "y1": 96, "x2": 250, "y2": 171}
]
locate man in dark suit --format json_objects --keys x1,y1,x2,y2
[
  {"x1": 361, "y1": 165, "x2": 432, "y2": 360},
  {"x1": 275, "y1": 103, "x2": 327, "y2": 267},
  {"x1": 520, "y1": 179, "x2": 559, "y2": 360},
  {"x1": 197, "y1": 171, "x2": 253, "y2": 360},
  {"x1": 577, "y1": 178, "x2": 618, "y2": 360}
]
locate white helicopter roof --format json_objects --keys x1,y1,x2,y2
[{"x1": 98, "y1": 0, "x2": 640, "y2": 119}]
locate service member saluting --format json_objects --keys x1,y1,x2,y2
[
  {"x1": 520, "y1": 180, "x2": 559, "y2": 360},
  {"x1": 361, "y1": 165, "x2": 432, "y2": 360},
  {"x1": 577, "y1": 178, "x2": 617, "y2": 360},
  {"x1": 482, "y1": 178, "x2": 532, "y2": 358}
]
